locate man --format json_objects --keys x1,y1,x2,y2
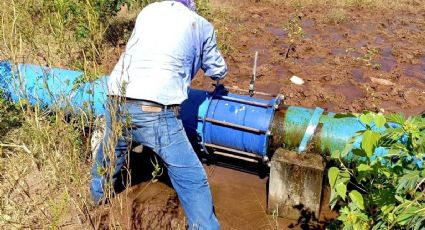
[{"x1": 90, "y1": 0, "x2": 227, "y2": 229}]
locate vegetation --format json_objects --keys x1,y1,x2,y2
[
  {"x1": 325, "y1": 8, "x2": 347, "y2": 24},
  {"x1": 0, "y1": 0, "x2": 146, "y2": 228},
  {"x1": 329, "y1": 112, "x2": 425, "y2": 229},
  {"x1": 282, "y1": 13, "x2": 305, "y2": 58}
]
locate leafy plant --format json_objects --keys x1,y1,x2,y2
[
  {"x1": 283, "y1": 16, "x2": 305, "y2": 45},
  {"x1": 356, "y1": 47, "x2": 382, "y2": 70},
  {"x1": 283, "y1": 14, "x2": 305, "y2": 58},
  {"x1": 328, "y1": 112, "x2": 425, "y2": 229}
]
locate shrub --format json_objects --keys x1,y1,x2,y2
[{"x1": 329, "y1": 112, "x2": 425, "y2": 229}]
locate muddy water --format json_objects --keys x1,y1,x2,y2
[
  {"x1": 97, "y1": 160, "x2": 336, "y2": 229},
  {"x1": 206, "y1": 165, "x2": 336, "y2": 229}
]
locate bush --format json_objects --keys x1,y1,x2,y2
[{"x1": 329, "y1": 112, "x2": 425, "y2": 229}]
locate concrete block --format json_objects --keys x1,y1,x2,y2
[{"x1": 268, "y1": 148, "x2": 325, "y2": 219}]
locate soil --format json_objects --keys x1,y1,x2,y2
[
  {"x1": 191, "y1": 0, "x2": 425, "y2": 116},
  {"x1": 98, "y1": 0, "x2": 425, "y2": 229}
]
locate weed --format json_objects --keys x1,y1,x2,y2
[
  {"x1": 356, "y1": 47, "x2": 381, "y2": 69},
  {"x1": 326, "y1": 8, "x2": 347, "y2": 24},
  {"x1": 283, "y1": 15, "x2": 305, "y2": 58},
  {"x1": 197, "y1": 0, "x2": 234, "y2": 56},
  {"x1": 284, "y1": 17, "x2": 305, "y2": 44}
]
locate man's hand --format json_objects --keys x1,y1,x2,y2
[{"x1": 212, "y1": 82, "x2": 228, "y2": 96}]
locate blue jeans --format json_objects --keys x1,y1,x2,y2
[{"x1": 91, "y1": 99, "x2": 220, "y2": 229}]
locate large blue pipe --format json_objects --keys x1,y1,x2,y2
[{"x1": 0, "y1": 61, "x2": 386, "y2": 162}]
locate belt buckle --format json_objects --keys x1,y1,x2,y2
[
  {"x1": 171, "y1": 106, "x2": 181, "y2": 118},
  {"x1": 141, "y1": 105, "x2": 162, "y2": 113}
]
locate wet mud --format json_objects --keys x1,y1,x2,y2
[{"x1": 192, "y1": 0, "x2": 425, "y2": 115}]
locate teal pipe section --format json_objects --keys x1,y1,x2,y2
[
  {"x1": 0, "y1": 60, "x2": 387, "y2": 161},
  {"x1": 272, "y1": 106, "x2": 389, "y2": 160},
  {"x1": 0, "y1": 60, "x2": 107, "y2": 115}
]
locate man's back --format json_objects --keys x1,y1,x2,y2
[{"x1": 108, "y1": 1, "x2": 226, "y2": 105}]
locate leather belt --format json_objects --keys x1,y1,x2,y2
[
  {"x1": 126, "y1": 98, "x2": 180, "y2": 114},
  {"x1": 108, "y1": 96, "x2": 180, "y2": 113}
]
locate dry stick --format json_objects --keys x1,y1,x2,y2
[
  {"x1": 82, "y1": 201, "x2": 97, "y2": 230},
  {"x1": 0, "y1": 143, "x2": 31, "y2": 154},
  {"x1": 285, "y1": 43, "x2": 293, "y2": 59}
]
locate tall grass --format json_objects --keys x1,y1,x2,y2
[
  {"x1": 0, "y1": 0, "x2": 229, "y2": 228},
  {"x1": 0, "y1": 0, "x2": 140, "y2": 228}
]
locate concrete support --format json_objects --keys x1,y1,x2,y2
[{"x1": 268, "y1": 148, "x2": 325, "y2": 219}]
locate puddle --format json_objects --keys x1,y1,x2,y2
[
  {"x1": 375, "y1": 58, "x2": 397, "y2": 72},
  {"x1": 348, "y1": 50, "x2": 362, "y2": 59},
  {"x1": 294, "y1": 56, "x2": 326, "y2": 66},
  {"x1": 408, "y1": 24, "x2": 421, "y2": 33},
  {"x1": 308, "y1": 56, "x2": 326, "y2": 65},
  {"x1": 302, "y1": 19, "x2": 318, "y2": 40},
  {"x1": 330, "y1": 32, "x2": 344, "y2": 42},
  {"x1": 375, "y1": 46, "x2": 397, "y2": 72},
  {"x1": 374, "y1": 35, "x2": 385, "y2": 44},
  {"x1": 207, "y1": 165, "x2": 290, "y2": 228},
  {"x1": 331, "y1": 47, "x2": 346, "y2": 56},
  {"x1": 351, "y1": 68, "x2": 364, "y2": 82},
  {"x1": 355, "y1": 38, "x2": 368, "y2": 48},
  {"x1": 301, "y1": 19, "x2": 315, "y2": 28},
  {"x1": 330, "y1": 83, "x2": 365, "y2": 101},
  {"x1": 350, "y1": 23, "x2": 374, "y2": 35},
  {"x1": 267, "y1": 26, "x2": 286, "y2": 38},
  {"x1": 276, "y1": 66, "x2": 288, "y2": 78},
  {"x1": 304, "y1": 29, "x2": 320, "y2": 40},
  {"x1": 256, "y1": 82, "x2": 281, "y2": 95},
  {"x1": 250, "y1": 45, "x2": 269, "y2": 66},
  {"x1": 404, "y1": 64, "x2": 425, "y2": 83}
]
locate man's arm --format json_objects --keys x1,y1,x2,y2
[{"x1": 201, "y1": 20, "x2": 227, "y2": 80}]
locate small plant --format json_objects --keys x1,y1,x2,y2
[
  {"x1": 328, "y1": 112, "x2": 425, "y2": 229},
  {"x1": 283, "y1": 15, "x2": 305, "y2": 58},
  {"x1": 326, "y1": 8, "x2": 347, "y2": 24},
  {"x1": 356, "y1": 47, "x2": 382, "y2": 69},
  {"x1": 284, "y1": 16, "x2": 305, "y2": 45}
]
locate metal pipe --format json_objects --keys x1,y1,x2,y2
[
  {"x1": 212, "y1": 151, "x2": 260, "y2": 163},
  {"x1": 203, "y1": 118, "x2": 267, "y2": 134},
  {"x1": 204, "y1": 143, "x2": 263, "y2": 159}
]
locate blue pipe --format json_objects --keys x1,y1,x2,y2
[{"x1": 0, "y1": 61, "x2": 402, "y2": 162}]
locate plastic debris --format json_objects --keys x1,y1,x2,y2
[{"x1": 290, "y1": 76, "x2": 305, "y2": 85}]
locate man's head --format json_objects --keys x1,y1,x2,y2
[{"x1": 173, "y1": 0, "x2": 197, "y2": 11}]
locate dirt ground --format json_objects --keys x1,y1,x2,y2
[
  {"x1": 98, "y1": 0, "x2": 425, "y2": 229},
  {"x1": 193, "y1": 0, "x2": 425, "y2": 116}
]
